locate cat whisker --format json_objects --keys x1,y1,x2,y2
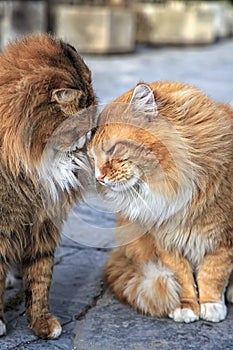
[{"x1": 130, "y1": 183, "x2": 154, "y2": 216}]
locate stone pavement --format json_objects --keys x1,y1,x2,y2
[{"x1": 1, "y1": 39, "x2": 233, "y2": 350}]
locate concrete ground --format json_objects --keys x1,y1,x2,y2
[{"x1": 1, "y1": 39, "x2": 233, "y2": 350}]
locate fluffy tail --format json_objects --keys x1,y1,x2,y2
[{"x1": 105, "y1": 248, "x2": 180, "y2": 316}]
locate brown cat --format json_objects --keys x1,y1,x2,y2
[
  {"x1": 0, "y1": 33, "x2": 96, "y2": 338},
  {"x1": 89, "y1": 82, "x2": 233, "y2": 323}
]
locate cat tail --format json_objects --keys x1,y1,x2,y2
[{"x1": 104, "y1": 248, "x2": 181, "y2": 317}]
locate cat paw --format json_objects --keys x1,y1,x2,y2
[
  {"x1": 169, "y1": 308, "x2": 199, "y2": 323},
  {"x1": 200, "y1": 301, "x2": 227, "y2": 322},
  {"x1": 0, "y1": 320, "x2": 7, "y2": 336},
  {"x1": 30, "y1": 315, "x2": 62, "y2": 339}
]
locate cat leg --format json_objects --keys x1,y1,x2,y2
[
  {"x1": 111, "y1": 220, "x2": 182, "y2": 317},
  {"x1": 22, "y1": 221, "x2": 61, "y2": 339},
  {"x1": 197, "y1": 247, "x2": 233, "y2": 322},
  {"x1": 106, "y1": 229, "x2": 199, "y2": 322},
  {"x1": 161, "y1": 252, "x2": 199, "y2": 323},
  {"x1": 0, "y1": 261, "x2": 8, "y2": 336},
  {"x1": 22, "y1": 251, "x2": 61, "y2": 339},
  {"x1": 105, "y1": 248, "x2": 180, "y2": 317}
]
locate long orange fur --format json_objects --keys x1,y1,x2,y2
[{"x1": 89, "y1": 81, "x2": 233, "y2": 322}]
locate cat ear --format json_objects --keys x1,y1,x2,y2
[
  {"x1": 51, "y1": 88, "x2": 82, "y2": 104},
  {"x1": 130, "y1": 84, "x2": 157, "y2": 117}
]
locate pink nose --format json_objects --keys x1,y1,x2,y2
[{"x1": 97, "y1": 175, "x2": 105, "y2": 183}]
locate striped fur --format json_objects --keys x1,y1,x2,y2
[{"x1": 0, "y1": 34, "x2": 96, "y2": 338}]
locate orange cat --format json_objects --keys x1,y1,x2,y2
[{"x1": 89, "y1": 82, "x2": 233, "y2": 323}]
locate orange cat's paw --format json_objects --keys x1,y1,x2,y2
[
  {"x1": 30, "y1": 315, "x2": 62, "y2": 339},
  {"x1": 169, "y1": 308, "x2": 199, "y2": 323},
  {"x1": 0, "y1": 320, "x2": 6, "y2": 337},
  {"x1": 200, "y1": 301, "x2": 227, "y2": 322}
]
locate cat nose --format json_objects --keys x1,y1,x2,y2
[{"x1": 97, "y1": 175, "x2": 105, "y2": 183}]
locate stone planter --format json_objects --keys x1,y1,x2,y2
[
  {"x1": 0, "y1": 1, "x2": 47, "y2": 50},
  {"x1": 53, "y1": 5, "x2": 135, "y2": 54},
  {"x1": 133, "y1": 1, "x2": 232, "y2": 45}
]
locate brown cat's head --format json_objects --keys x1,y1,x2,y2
[
  {"x1": 0, "y1": 33, "x2": 96, "y2": 199},
  {"x1": 89, "y1": 82, "x2": 229, "y2": 226}
]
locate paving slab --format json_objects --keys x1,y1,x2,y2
[
  {"x1": 74, "y1": 291, "x2": 233, "y2": 350},
  {"x1": 0, "y1": 237, "x2": 109, "y2": 350}
]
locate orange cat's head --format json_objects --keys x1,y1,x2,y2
[
  {"x1": 88, "y1": 83, "x2": 198, "y2": 226},
  {"x1": 89, "y1": 82, "x2": 231, "y2": 226}
]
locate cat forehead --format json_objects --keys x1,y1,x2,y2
[
  {"x1": 93, "y1": 128, "x2": 132, "y2": 152},
  {"x1": 98, "y1": 102, "x2": 135, "y2": 125},
  {"x1": 91, "y1": 137, "x2": 117, "y2": 152}
]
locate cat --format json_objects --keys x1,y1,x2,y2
[
  {"x1": 0, "y1": 33, "x2": 96, "y2": 338},
  {"x1": 88, "y1": 82, "x2": 233, "y2": 323}
]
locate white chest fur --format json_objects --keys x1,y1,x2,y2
[{"x1": 155, "y1": 225, "x2": 217, "y2": 268}]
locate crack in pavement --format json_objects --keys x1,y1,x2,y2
[
  {"x1": 7, "y1": 337, "x2": 38, "y2": 350},
  {"x1": 75, "y1": 279, "x2": 106, "y2": 321}
]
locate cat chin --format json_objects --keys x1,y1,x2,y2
[
  {"x1": 104, "y1": 176, "x2": 138, "y2": 192},
  {"x1": 103, "y1": 181, "x2": 193, "y2": 228}
]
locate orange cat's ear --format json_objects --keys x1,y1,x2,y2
[
  {"x1": 130, "y1": 84, "x2": 157, "y2": 118},
  {"x1": 51, "y1": 88, "x2": 82, "y2": 104}
]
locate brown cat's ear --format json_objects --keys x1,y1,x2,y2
[
  {"x1": 130, "y1": 84, "x2": 157, "y2": 118},
  {"x1": 51, "y1": 88, "x2": 82, "y2": 104}
]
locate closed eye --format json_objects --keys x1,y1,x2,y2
[
  {"x1": 106, "y1": 141, "x2": 130, "y2": 159},
  {"x1": 107, "y1": 144, "x2": 116, "y2": 156}
]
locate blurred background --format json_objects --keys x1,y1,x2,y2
[
  {"x1": 0, "y1": 0, "x2": 232, "y2": 53},
  {"x1": 1, "y1": 0, "x2": 232, "y2": 106}
]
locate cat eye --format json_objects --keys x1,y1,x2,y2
[{"x1": 107, "y1": 144, "x2": 116, "y2": 155}]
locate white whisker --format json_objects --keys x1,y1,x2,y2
[
  {"x1": 102, "y1": 173, "x2": 193, "y2": 228},
  {"x1": 130, "y1": 183, "x2": 153, "y2": 215}
]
